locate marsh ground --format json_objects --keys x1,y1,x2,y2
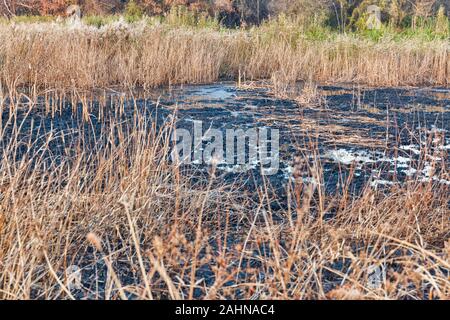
[{"x1": 1, "y1": 82, "x2": 448, "y2": 299}]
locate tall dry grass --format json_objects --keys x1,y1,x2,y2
[
  {"x1": 0, "y1": 92, "x2": 448, "y2": 300},
  {"x1": 0, "y1": 22, "x2": 448, "y2": 92},
  {"x1": 0, "y1": 20, "x2": 448, "y2": 300}
]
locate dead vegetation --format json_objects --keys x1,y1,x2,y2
[
  {"x1": 0, "y1": 12, "x2": 448, "y2": 300},
  {"x1": 0, "y1": 90, "x2": 448, "y2": 300}
]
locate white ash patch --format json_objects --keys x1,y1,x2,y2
[
  {"x1": 325, "y1": 149, "x2": 375, "y2": 166},
  {"x1": 399, "y1": 145, "x2": 421, "y2": 155}
]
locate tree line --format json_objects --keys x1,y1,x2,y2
[{"x1": 1, "y1": 0, "x2": 448, "y2": 27}]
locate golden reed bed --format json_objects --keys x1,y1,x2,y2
[{"x1": 0, "y1": 22, "x2": 448, "y2": 91}]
